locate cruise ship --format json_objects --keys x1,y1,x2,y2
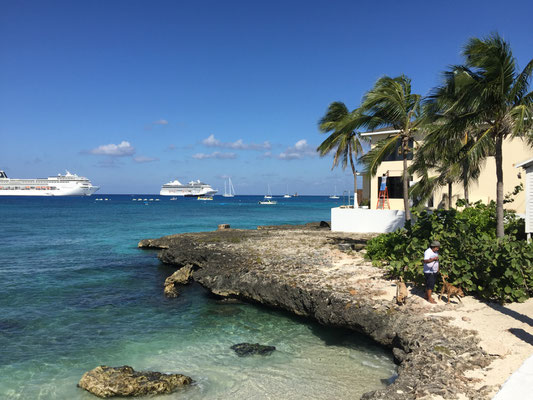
[
  {"x1": 0, "y1": 170, "x2": 100, "y2": 196},
  {"x1": 160, "y1": 179, "x2": 217, "y2": 197}
]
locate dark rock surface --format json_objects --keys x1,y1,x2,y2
[
  {"x1": 231, "y1": 343, "x2": 276, "y2": 357},
  {"x1": 78, "y1": 365, "x2": 192, "y2": 398},
  {"x1": 139, "y1": 224, "x2": 493, "y2": 400}
]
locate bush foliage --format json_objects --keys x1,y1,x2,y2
[{"x1": 365, "y1": 201, "x2": 533, "y2": 302}]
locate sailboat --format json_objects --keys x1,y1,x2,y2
[
  {"x1": 222, "y1": 177, "x2": 235, "y2": 198},
  {"x1": 329, "y1": 185, "x2": 340, "y2": 199},
  {"x1": 264, "y1": 184, "x2": 273, "y2": 199},
  {"x1": 283, "y1": 184, "x2": 291, "y2": 198}
]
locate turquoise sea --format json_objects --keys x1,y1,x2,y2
[{"x1": 0, "y1": 195, "x2": 395, "y2": 399}]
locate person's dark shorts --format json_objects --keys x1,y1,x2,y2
[{"x1": 424, "y1": 272, "x2": 437, "y2": 290}]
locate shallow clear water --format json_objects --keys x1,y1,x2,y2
[{"x1": 0, "y1": 195, "x2": 395, "y2": 399}]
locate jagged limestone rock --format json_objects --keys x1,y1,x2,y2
[{"x1": 78, "y1": 365, "x2": 192, "y2": 398}]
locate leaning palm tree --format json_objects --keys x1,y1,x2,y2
[
  {"x1": 317, "y1": 102, "x2": 365, "y2": 195},
  {"x1": 359, "y1": 75, "x2": 422, "y2": 221},
  {"x1": 424, "y1": 33, "x2": 533, "y2": 237}
]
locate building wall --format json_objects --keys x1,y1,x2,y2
[{"x1": 366, "y1": 135, "x2": 531, "y2": 214}]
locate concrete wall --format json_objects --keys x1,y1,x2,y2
[{"x1": 331, "y1": 207, "x2": 406, "y2": 233}]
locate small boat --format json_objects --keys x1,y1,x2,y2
[
  {"x1": 197, "y1": 196, "x2": 213, "y2": 201},
  {"x1": 155, "y1": 199, "x2": 160, "y2": 201},
  {"x1": 329, "y1": 186, "x2": 340, "y2": 199},
  {"x1": 283, "y1": 184, "x2": 291, "y2": 198},
  {"x1": 264, "y1": 184, "x2": 273, "y2": 199},
  {"x1": 149, "y1": 199, "x2": 154, "y2": 201},
  {"x1": 169, "y1": 197, "x2": 177, "y2": 201},
  {"x1": 259, "y1": 200, "x2": 277, "y2": 205},
  {"x1": 222, "y1": 177, "x2": 236, "y2": 198},
  {"x1": 132, "y1": 198, "x2": 137, "y2": 201}
]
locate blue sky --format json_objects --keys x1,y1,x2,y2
[{"x1": 1, "y1": 0, "x2": 532, "y2": 194}]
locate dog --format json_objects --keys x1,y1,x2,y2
[
  {"x1": 438, "y1": 274, "x2": 465, "y2": 304},
  {"x1": 394, "y1": 276, "x2": 408, "y2": 305}
]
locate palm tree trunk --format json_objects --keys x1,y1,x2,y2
[
  {"x1": 461, "y1": 165, "x2": 469, "y2": 204},
  {"x1": 402, "y1": 137, "x2": 411, "y2": 221},
  {"x1": 448, "y1": 181, "x2": 453, "y2": 209},
  {"x1": 348, "y1": 141, "x2": 357, "y2": 196},
  {"x1": 495, "y1": 134, "x2": 505, "y2": 238}
]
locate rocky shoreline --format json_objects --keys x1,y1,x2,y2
[{"x1": 139, "y1": 223, "x2": 494, "y2": 400}]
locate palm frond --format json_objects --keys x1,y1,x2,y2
[
  {"x1": 360, "y1": 134, "x2": 400, "y2": 176},
  {"x1": 510, "y1": 58, "x2": 533, "y2": 102}
]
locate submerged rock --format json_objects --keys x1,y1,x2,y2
[
  {"x1": 78, "y1": 365, "x2": 192, "y2": 398},
  {"x1": 231, "y1": 343, "x2": 276, "y2": 356}
]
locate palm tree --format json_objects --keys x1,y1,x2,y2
[
  {"x1": 423, "y1": 33, "x2": 533, "y2": 237},
  {"x1": 409, "y1": 126, "x2": 483, "y2": 209},
  {"x1": 360, "y1": 75, "x2": 422, "y2": 221},
  {"x1": 317, "y1": 102, "x2": 365, "y2": 195}
]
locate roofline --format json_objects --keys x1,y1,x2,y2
[
  {"x1": 515, "y1": 158, "x2": 533, "y2": 169},
  {"x1": 360, "y1": 129, "x2": 401, "y2": 137}
]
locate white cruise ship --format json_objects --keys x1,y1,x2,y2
[
  {"x1": 0, "y1": 170, "x2": 99, "y2": 196},
  {"x1": 160, "y1": 179, "x2": 217, "y2": 197}
]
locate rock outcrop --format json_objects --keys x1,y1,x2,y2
[
  {"x1": 139, "y1": 224, "x2": 493, "y2": 400},
  {"x1": 78, "y1": 365, "x2": 192, "y2": 398},
  {"x1": 230, "y1": 343, "x2": 276, "y2": 357},
  {"x1": 163, "y1": 264, "x2": 194, "y2": 298}
]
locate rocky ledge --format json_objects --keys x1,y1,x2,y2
[
  {"x1": 78, "y1": 365, "x2": 192, "y2": 398},
  {"x1": 139, "y1": 223, "x2": 494, "y2": 400}
]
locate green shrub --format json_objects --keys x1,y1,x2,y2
[{"x1": 365, "y1": 201, "x2": 533, "y2": 303}]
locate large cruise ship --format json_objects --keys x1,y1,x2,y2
[
  {"x1": 160, "y1": 179, "x2": 217, "y2": 197},
  {"x1": 0, "y1": 170, "x2": 99, "y2": 196}
]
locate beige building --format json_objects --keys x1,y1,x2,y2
[{"x1": 362, "y1": 129, "x2": 532, "y2": 215}]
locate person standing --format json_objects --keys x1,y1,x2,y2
[{"x1": 423, "y1": 241, "x2": 441, "y2": 303}]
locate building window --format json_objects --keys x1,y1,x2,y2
[
  {"x1": 383, "y1": 139, "x2": 414, "y2": 161},
  {"x1": 377, "y1": 176, "x2": 404, "y2": 199}
]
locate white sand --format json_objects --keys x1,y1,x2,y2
[
  {"x1": 329, "y1": 250, "x2": 533, "y2": 397},
  {"x1": 431, "y1": 296, "x2": 533, "y2": 397}
]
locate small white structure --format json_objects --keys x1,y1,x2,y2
[
  {"x1": 331, "y1": 207, "x2": 405, "y2": 233},
  {"x1": 515, "y1": 158, "x2": 533, "y2": 241}
]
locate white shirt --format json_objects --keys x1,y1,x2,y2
[{"x1": 423, "y1": 248, "x2": 439, "y2": 273}]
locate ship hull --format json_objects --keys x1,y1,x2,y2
[
  {"x1": 0, "y1": 186, "x2": 99, "y2": 196},
  {"x1": 160, "y1": 188, "x2": 217, "y2": 196}
]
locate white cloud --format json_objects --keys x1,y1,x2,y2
[
  {"x1": 89, "y1": 141, "x2": 135, "y2": 157},
  {"x1": 133, "y1": 156, "x2": 158, "y2": 163},
  {"x1": 202, "y1": 134, "x2": 271, "y2": 151},
  {"x1": 153, "y1": 119, "x2": 168, "y2": 125},
  {"x1": 192, "y1": 151, "x2": 237, "y2": 160},
  {"x1": 278, "y1": 139, "x2": 317, "y2": 160}
]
